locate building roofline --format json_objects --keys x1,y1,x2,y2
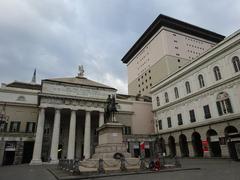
[
  {"x1": 42, "y1": 78, "x2": 117, "y2": 91},
  {"x1": 121, "y1": 14, "x2": 225, "y2": 64}
]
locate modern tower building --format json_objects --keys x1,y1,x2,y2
[{"x1": 122, "y1": 14, "x2": 225, "y2": 96}]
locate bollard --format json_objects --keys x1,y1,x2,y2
[
  {"x1": 72, "y1": 160, "x2": 80, "y2": 175},
  {"x1": 98, "y1": 159, "x2": 105, "y2": 174},
  {"x1": 140, "y1": 157, "x2": 146, "y2": 170},
  {"x1": 174, "y1": 156, "x2": 181, "y2": 168},
  {"x1": 120, "y1": 157, "x2": 127, "y2": 171}
]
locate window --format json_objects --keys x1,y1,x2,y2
[
  {"x1": 165, "y1": 92, "x2": 169, "y2": 103},
  {"x1": 177, "y1": 114, "x2": 183, "y2": 125},
  {"x1": 216, "y1": 92, "x2": 233, "y2": 116},
  {"x1": 203, "y1": 105, "x2": 211, "y2": 119},
  {"x1": 232, "y1": 56, "x2": 240, "y2": 72},
  {"x1": 156, "y1": 96, "x2": 160, "y2": 106},
  {"x1": 25, "y1": 122, "x2": 36, "y2": 133},
  {"x1": 0, "y1": 122, "x2": 8, "y2": 132},
  {"x1": 158, "y1": 120, "x2": 162, "y2": 130},
  {"x1": 189, "y1": 110, "x2": 196, "y2": 122},
  {"x1": 174, "y1": 87, "x2": 179, "y2": 99},
  {"x1": 9, "y1": 121, "x2": 20, "y2": 132},
  {"x1": 185, "y1": 81, "x2": 191, "y2": 94},
  {"x1": 123, "y1": 126, "x2": 131, "y2": 135},
  {"x1": 198, "y1": 74, "x2": 205, "y2": 88},
  {"x1": 167, "y1": 117, "x2": 172, "y2": 128},
  {"x1": 213, "y1": 66, "x2": 222, "y2": 81}
]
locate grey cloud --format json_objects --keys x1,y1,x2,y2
[{"x1": 0, "y1": 0, "x2": 239, "y2": 93}]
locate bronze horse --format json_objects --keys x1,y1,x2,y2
[{"x1": 104, "y1": 94, "x2": 118, "y2": 123}]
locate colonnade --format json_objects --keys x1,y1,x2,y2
[{"x1": 30, "y1": 107, "x2": 105, "y2": 164}]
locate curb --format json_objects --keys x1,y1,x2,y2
[{"x1": 48, "y1": 167, "x2": 201, "y2": 180}]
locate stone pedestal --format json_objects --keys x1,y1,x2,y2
[
  {"x1": 79, "y1": 122, "x2": 139, "y2": 172},
  {"x1": 92, "y1": 122, "x2": 131, "y2": 159}
]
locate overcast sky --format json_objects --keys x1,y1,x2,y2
[{"x1": 0, "y1": 0, "x2": 239, "y2": 93}]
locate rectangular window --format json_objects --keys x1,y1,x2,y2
[
  {"x1": 189, "y1": 110, "x2": 196, "y2": 122},
  {"x1": 0, "y1": 122, "x2": 8, "y2": 132},
  {"x1": 123, "y1": 126, "x2": 131, "y2": 135},
  {"x1": 25, "y1": 122, "x2": 36, "y2": 133},
  {"x1": 9, "y1": 121, "x2": 20, "y2": 132},
  {"x1": 203, "y1": 105, "x2": 211, "y2": 119},
  {"x1": 177, "y1": 114, "x2": 183, "y2": 125},
  {"x1": 158, "y1": 120, "x2": 162, "y2": 130},
  {"x1": 167, "y1": 117, "x2": 172, "y2": 128}
]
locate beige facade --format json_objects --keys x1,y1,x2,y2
[
  {"x1": 0, "y1": 82, "x2": 40, "y2": 165},
  {"x1": 122, "y1": 15, "x2": 224, "y2": 96},
  {"x1": 151, "y1": 30, "x2": 240, "y2": 159}
]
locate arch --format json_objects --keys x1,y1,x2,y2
[
  {"x1": 155, "y1": 137, "x2": 166, "y2": 155},
  {"x1": 192, "y1": 131, "x2": 203, "y2": 157},
  {"x1": 213, "y1": 66, "x2": 222, "y2": 81},
  {"x1": 224, "y1": 126, "x2": 239, "y2": 160},
  {"x1": 179, "y1": 134, "x2": 189, "y2": 157},
  {"x1": 224, "y1": 125, "x2": 238, "y2": 135},
  {"x1": 206, "y1": 129, "x2": 221, "y2": 157},
  {"x1": 168, "y1": 136, "x2": 176, "y2": 157},
  {"x1": 198, "y1": 74, "x2": 205, "y2": 88},
  {"x1": 232, "y1": 56, "x2": 240, "y2": 72},
  {"x1": 159, "y1": 137, "x2": 166, "y2": 154}
]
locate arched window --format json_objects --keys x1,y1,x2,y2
[
  {"x1": 198, "y1": 74, "x2": 205, "y2": 88},
  {"x1": 213, "y1": 66, "x2": 222, "y2": 81},
  {"x1": 185, "y1": 81, "x2": 191, "y2": 94},
  {"x1": 156, "y1": 96, "x2": 160, "y2": 106},
  {"x1": 164, "y1": 92, "x2": 169, "y2": 103},
  {"x1": 232, "y1": 56, "x2": 240, "y2": 72},
  {"x1": 174, "y1": 87, "x2": 179, "y2": 99},
  {"x1": 216, "y1": 92, "x2": 233, "y2": 116}
]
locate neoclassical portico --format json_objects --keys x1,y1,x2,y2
[{"x1": 30, "y1": 69, "x2": 116, "y2": 165}]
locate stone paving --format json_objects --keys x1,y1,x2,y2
[{"x1": 0, "y1": 159, "x2": 239, "y2": 180}]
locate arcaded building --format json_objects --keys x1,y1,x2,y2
[
  {"x1": 151, "y1": 30, "x2": 240, "y2": 159},
  {"x1": 122, "y1": 14, "x2": 224, "y2": 96}
]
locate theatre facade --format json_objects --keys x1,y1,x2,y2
[{"x1": 0, "y1": 69, "x2": 154, "y2": 165}]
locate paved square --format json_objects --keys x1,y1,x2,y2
[{"x1": 0, "y1": 159, "x2": 239, "y2": 180}]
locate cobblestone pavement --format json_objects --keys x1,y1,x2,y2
[{"x1": 0, "y1": 159, "x2": 239, "y2": 180}]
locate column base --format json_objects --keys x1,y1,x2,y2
[
  {"x1": 49, "y1": 159, "x2": 59, "y2": 164},
  {"x1": 30, "y1": 159, "x2": 43, "y2": 165}
]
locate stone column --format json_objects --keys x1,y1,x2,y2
[
  {"x1": 83, "y1": 111, "x2": 91, "y2": 159},
  {"x1": 30, "y1": 108, "x2": 45, "y2": 165},
  {"x1": 50, "y1": 109, "x2": 61, "y2": 164},
  {"x1": 99, "y1": 112, "x2": 104, "y2": 127},
  {"x1": 67, "y1": 110, "x2": 76, "y2": 159}
]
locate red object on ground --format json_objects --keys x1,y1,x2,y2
[
  {"x1": 202, "y1": 140, "x2": 209, "y2": 152},
  {"x1": 140, "y1": 142, "x2": 145, "y2": 151}
]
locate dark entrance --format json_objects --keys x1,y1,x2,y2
[
  {"x1": 192, "y1": 132, "x2": 203, "y2": 157},
  {"x1": 225, "y1": 126, "x2": 240, "y2": 160},
  {"x1": 179, "y1": 134, "x2": 189, "y2": 157},
  {"x1": 22, "y1": 141, "x2": 34, "y2": 164},
  {"x1": 168, "y1": 136, "x2": 176, "y2": 157},
  {"x1": 2, "y1": 151, "x2": 15, "y2": 165},
  {"x1": 2, "y1": 141, "x2": 16, "y2": 165},
  {"x1": 206, "y1": 129, "x2": 221, "y2": 157}
]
